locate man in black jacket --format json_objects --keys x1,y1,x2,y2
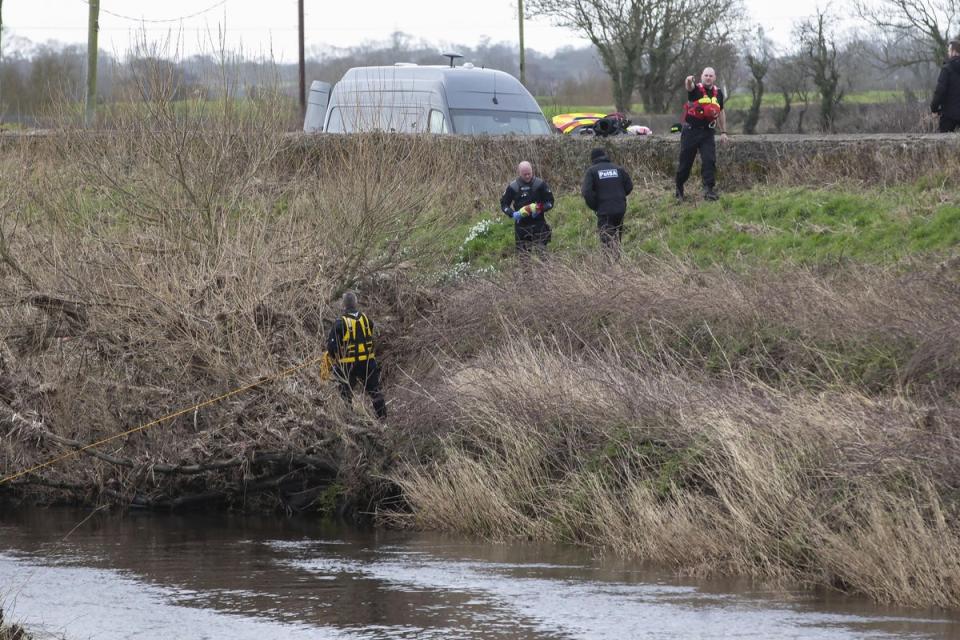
[
  {"x1": 675, "y1": 67, "x2": 728, "y2": 202},
  {"x1": 932, "y1": 40, "x2": 960, "y2": 133},
  {"x1": 500, "y1": 161, "x2": 555, "y2": 253},
  {"x1": 326, "y1": 291, "x2": 386, "y2": 420},
  {"x1": 581, "y1": 147, "x2": 633, "y2": 256}
]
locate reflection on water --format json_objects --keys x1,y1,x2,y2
[{"x1": 0, "y1": 508, "x2": 957, "y2": 639}]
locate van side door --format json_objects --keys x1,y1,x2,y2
[{"x1": 303, "y1": 81, "x2": 332, "y2": 133}]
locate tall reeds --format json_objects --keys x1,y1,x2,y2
[{"x1": 389, "y1": 258, "x2": 960, "y2": 607}]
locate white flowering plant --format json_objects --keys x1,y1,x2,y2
[
  {"x1": 433, "y1": 216, "x2": 509, "y2": 283},
  {"x1": 459, "y1": 215, "x2": 510, "y2": 264}
]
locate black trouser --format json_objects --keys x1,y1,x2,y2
[
  {"x1": 334, "y1": 359, "x2": 386, "y2": 420},
  {"x1": 514, "y1": 220, "x2": 550, "y2": 253},
  {"x1": 676, "y1": 125, "x2": 717, "y2": 192},
  {"x1": 596, "y1": 213, "x2": 624, "y2": 254},
  {"x1": 939, "y1": 115, "x2": 959, "y2": 133}
]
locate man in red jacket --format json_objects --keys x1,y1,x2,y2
[{"x1": 675, "y1": 67, "x2": 729, "y2": 202}]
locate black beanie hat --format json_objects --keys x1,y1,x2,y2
[{"x1": 590, "y1": 147, "x2": 607, "y2": 162}]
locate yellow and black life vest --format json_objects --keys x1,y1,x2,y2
[{"x1": 338, "y1": 313, "x2": 375, "y2": 364}]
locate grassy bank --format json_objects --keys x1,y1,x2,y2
[
  {"x1": 451, "y1": 186, "x2": 960, "y2": 269},
  {"x1": 1, "y1": 102, "x2": 959, "y2": 608}
]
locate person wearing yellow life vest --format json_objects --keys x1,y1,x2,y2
[
  {"x1": 675, "y1": 67, "x2": 729, "y2": 203},
  {"x1": 326, "y1": 291, "x2": 386, "y2": 420}
]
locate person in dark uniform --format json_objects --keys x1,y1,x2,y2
[
  {"x1": 932, "y1": 39, "x2": 960, "y2": 133},
  {"x1": 500, "y1": 161, "x2": 555, "y2": 253},
  {"x1": 326, "y1": 291, "x2": 386, "y2": 420},
  {"x1": 581, "y1": 147, "x2": 633, "y2": 256},
  {"x1": 675, "y1": 67, "x2": 728, "y2": 202}
]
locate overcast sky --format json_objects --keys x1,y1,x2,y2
[{"x1": 4, "y1": 0, "x2": 845, "y2": 62}]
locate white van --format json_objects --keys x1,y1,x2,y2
[{"x1": 303, "y1": 62, "x2": 552, "y2": 136}]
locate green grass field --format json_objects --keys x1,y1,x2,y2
[
  {"x1": 723, "y1": 89, "x2": 909, "y2": 110},
  {"x1": 450, "y1": 184, "x2": 960, "y2": 271},
  {"x1": 538, "y1": 90, "x2": 912, "y2": 117}
]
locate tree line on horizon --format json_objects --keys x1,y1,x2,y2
[{"x1": 0, "y1": 0, "x2": 955, "y2": 132}]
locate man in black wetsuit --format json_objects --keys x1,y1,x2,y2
[{"x1": 500, "y1": 161, "x2": 555, "y2": 253}]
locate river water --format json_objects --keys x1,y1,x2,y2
[{"x1": 0, "y1": 508, "x2": 957, "y2": 639}]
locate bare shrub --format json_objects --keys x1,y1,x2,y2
[{"x1": 0, "y1": 51, "x2": 458, "y2": 511}]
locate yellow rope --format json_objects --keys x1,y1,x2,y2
[{"x1": 0, "y1": 355, "x2": 326, "y2": 486}]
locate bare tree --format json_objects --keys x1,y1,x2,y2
[
  {"x1": 634, "y1": 0, "x2": 745, "y2": 113},
  {"x1": 855, "y1": 0, "x2": 959, "y2": 67},
  {"x1": 527, "y1": 0, "x2": 745, "y2": 114},
  {"x1": 743, "y1": 26, "x2": 772, "y2": 134},
  {"x1": 525, "y1": 0, "x2": 643, "y2": 112},
  {"x1": 797, "y1": 10, "x2": 844, "y2": 132},
  {"x1": 794, "y1": 80, "x2": 814, "y2": 133},
  {"x1": 768, "y1": 52, "x2": 813, "y2": 133}
]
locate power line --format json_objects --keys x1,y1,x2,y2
[
  {"x1": 11, "y1": 26, "x2": 298, "y2": 31},
  {"x1": 76, "y1": 0, "x2": 227, "y2": 24}
]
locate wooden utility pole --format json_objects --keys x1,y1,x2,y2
[
  {"x1": 518, "y1": 0, "x2": 526, "y2": 86},
  {"x1": 85, "y1": 0, "x2": 99, "y2": 126},
  {"x1": 298, "y1": 0, "x2": 306, "y2": 117}
]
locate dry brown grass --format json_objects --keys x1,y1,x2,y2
[
  {"x1": 391, "y1": 335, "x2": 960, "y2": 607},
  {"x1": 396, "y1": 256, "x2": 960, "y2": 397},
  {"x1": 387, "y1": 258, "x2": 960, "y2": 607},
  {"x1": 0, "y1": 607, "x2": 28, "y2": 640},
  {"x1": 7, "y1": 126, "x2": 960, "y2": 209}
]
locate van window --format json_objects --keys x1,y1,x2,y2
[
  {"x1": 429, "y1": 110, "x2": 448, "y2": 134},
  {"x1": 449, "y1": 109, "x2": 552, "y2": 135},
  {"x1": 326, "y1": 106, "x2": 428, "y2": 133}
]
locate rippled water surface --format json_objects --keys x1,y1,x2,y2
[{"x1": 0, "y1": 508, "x2": 957, "y2": 639}]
